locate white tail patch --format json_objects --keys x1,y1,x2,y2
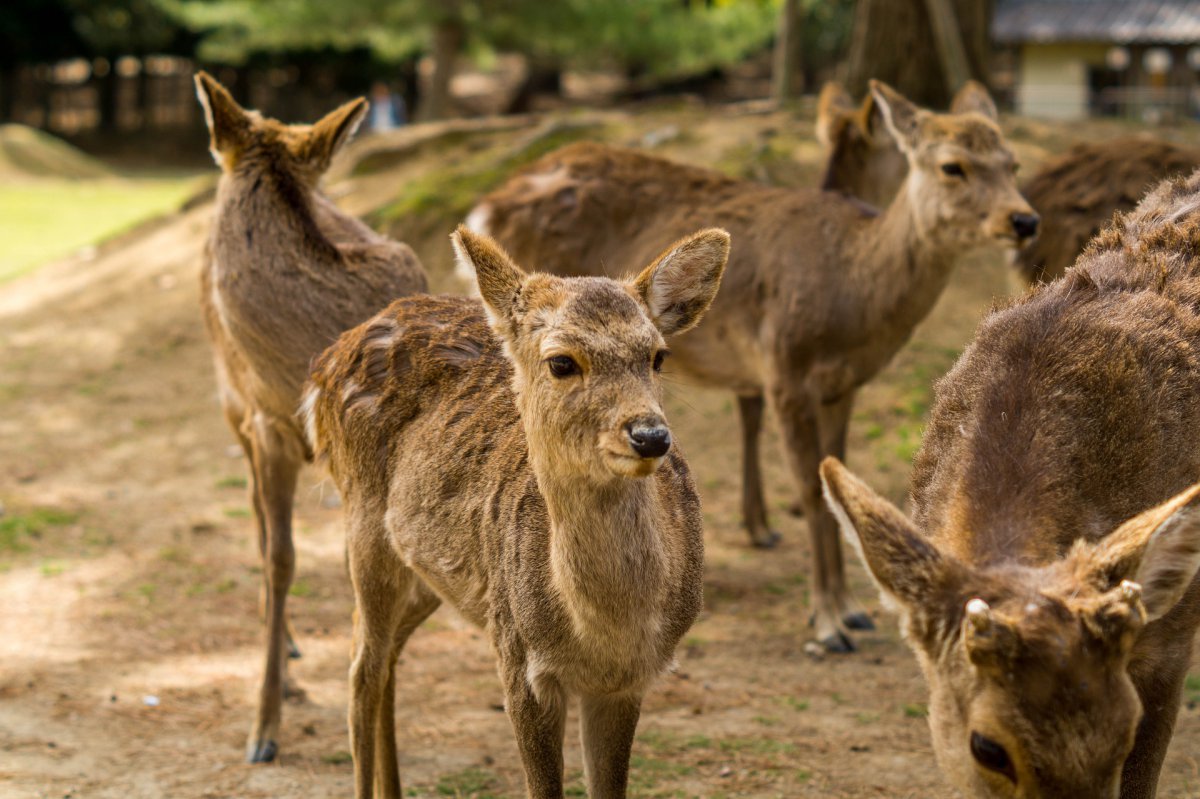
[
  {"x1": 299, "y1": 384, "x2": 321, "y2": 454},
  {"x1": 456, "y1": 204, "x2": 492, "y2": 296}
]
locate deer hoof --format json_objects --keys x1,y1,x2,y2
[
  {"x1": 750, "y1": 529, "x2": 782, "y2": 549},
  {"x1": 843, "y1": 611, "x2": 875, "y2": 631},
  {"x1": 287, "y1": 639, "x2": 302, "y2": 660},
  {"x1": 787, "y1": 500, "x2": 805, "y2": 518},
  {"x1": 818, "y1": 631, "x2": 856, "y2": 654},
  {"x1": 246, "y1": 738, "x2": 278, "y2": 763}
]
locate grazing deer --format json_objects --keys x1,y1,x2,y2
[
  {"x1": 821, "y1": 170, "x2": 1200, "y2": 798},
  {"x1": 816, "y1": 79, "x2": 1001, "y2": 210},
  {"x1": 466, "y1": 80, "x2": 1037, "y2": 651},
  {"x1": 194, "y1": 72, "x2": 427, "y2": 763},
  {"x1": 304, "y1": 226, "x2": 728, "y2": 799},
  {"x1": 1014, "y1": 137, "x2": 1200, "y2": 285}
]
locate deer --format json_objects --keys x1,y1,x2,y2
[
  {"x1": 193, "y1": 72, "x2": 427, "y2": 763},
  {"x1": 816, "y1": 79, "x2": 1001, "y2": 210},
  {"x1": 820, "y1": 169, "x2": 1200, "y2": 798},
  {"x1": 303, "y1": 225, "x2": 729, "y2": 799},
  {"x1": 465, "y1": 80, "x2": 1038, "y2": 652}
]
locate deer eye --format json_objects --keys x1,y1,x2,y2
[
  {"x1": 970, "y1": 732, "x2": 1016, "y2": 783},
  {"x1": 941, "y1": 162, "x2": 966, "y2": 178},
  {"x1": 546, "y1": 355, "x2": 579, "y2": 378},
  {"x1": 653, "y1": 350, "x2": 668, "y2": 372}
]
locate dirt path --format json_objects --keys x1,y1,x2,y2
[{"x1": 4, "y1": 111, "x2": 1200, "y2": 798}]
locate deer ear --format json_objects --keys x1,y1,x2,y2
[
  {"x1": 816, "y1": 82, "x2": 855, "y2": 148},
  {"x1": 303, "y1": 97, "x2": 369, "y2": 172},
  {"x1": 1081, "y1": 483, "x2": 1200, "y2": 621},
  {"x1": 632, "y1": 228, "x2": 729, "y2": 336},
  {"x1": 821, "y1": 457, "x2": 964, "y2": 617},
  {"x1": 194, "y1": 71, "x2": 252, "y2": 167},
  {"x1": 950, "y1": 80, "x2": 998, "y2": 120},
  {"x1": 452, "y1": 225, "x2": 526, "y2": 333},
  {"x1": 869, "y1": 79, "x2": 922, "y2": 153}
]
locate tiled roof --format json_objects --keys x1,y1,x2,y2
[{"x1": 994, "y1": 0, "x2": 1200, "y2": 43}]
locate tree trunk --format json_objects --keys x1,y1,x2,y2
[
  {"x1": 96, "y1": 66, "x2": 120, "y2": 132},
  {"x1": 773, "y1": 0, "x2": 804, "y2": 104},
  {"x1": 0, "y1": 65, "x2": 17, "y2": 123},
  {"x1": 419, "y1": 17, "x2": 464, "y2": 122},
  {"x1": 846, "y1": 0, "x2": 991, "y2": 108}
]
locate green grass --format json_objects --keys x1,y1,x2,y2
[
  {"x1": 0, "y1": 508, "x2": 79, "y2": 552},
  {"x1": 0, "y1": 175, "x2": 203, "y2": 282}
]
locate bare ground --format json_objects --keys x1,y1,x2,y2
[{"x1": 4, "y1": 105, "x2": 1200, "y2": 799}]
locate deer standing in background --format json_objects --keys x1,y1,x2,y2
[
  {"x1": 304, "y1": 226, "x2": 728, "y2": 799},
  {"x1": 822, "y1": 170, "x2": 1200, "y2": 798},
  {"x1": 194, "y1": 72, "x2": 427, "y2": 762},
  {"x1": 468, "y1": 81, "x2": 1037, "y2": 651},
  {"x1": 816, "y1": 79, "x2": 1000, "y2": 209}
]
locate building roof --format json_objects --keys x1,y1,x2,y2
[{"x1": 994, "y1": 0, "x2": 1200, "y2": 44}]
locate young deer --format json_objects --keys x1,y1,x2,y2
[
  {"x1": 304, "y1": 226, "x2": 728, "y2": 799},
  {"x1": 194, "y1": 72, "x2": 427, "y2": 762},
  {"x1": 821, "y1": 170, "x2": 1200, "y2": 798},
  {"x1": 816, "y1": 79, "x2": 999, "y2": 209},
  {"x1": 467, "y1": 80, "x2": 1038, "y2": 651}
]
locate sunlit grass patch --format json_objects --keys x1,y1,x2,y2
[{"x1": 0, "y1": 507, "x2": 79, "y2": 552}]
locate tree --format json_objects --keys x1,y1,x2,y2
[
  {"x1": 773, "y1": 0, "x2": 802, "y2": 103},
  {"x1": 845, "y1": 0, "x2": 991, "y2": 107}
]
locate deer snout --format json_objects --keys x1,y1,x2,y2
[
  {"x1": 626, "y1": 418, "x2": 672, "y2": 459},
  {"x1": 1010, "y1": 212, "x2": 1040, "y2": 240}
]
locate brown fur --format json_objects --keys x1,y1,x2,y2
[
  {"x1": 1015, "y1": 137, "x2": 1200, "y2": 284},
  {"x1": 305, "y1": 227, "x2": 728, "y2": 799},
  {"x1": 468, "y1": 81, "x2": 1036, "y2": 651},
  {"x1": 194, "y1": 72, "x2": 428, "y2": 763},
  {"x1": 817, "y1": 79, "x2": 998, "y2": 210},
  {"x1": 822, "y1": 169, "x2": 1200, "y2": 797}
]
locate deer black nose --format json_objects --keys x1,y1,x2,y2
[
  {"x1": 1011, "y1": 212, "x2": 1040, "y2": 239},
  {"x1": 627, "y1": 422, "x2": 671, "y2": 459}
]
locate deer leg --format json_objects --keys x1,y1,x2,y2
[
  {"x1": 1121, "y1": 636, "x2": 1193, "y2": 798},
  {"x1": 816, "y1": 393, "x2": 873, "y2": 632},
  {"x1": 376, "y1": 583, "x2": 441, "y2": 799},
  {"x1": 580, "y1": 692, "x2": 642, "y2": 799},
  {"x1": 244, "y1": 414, "x2": 302, "y2": 763},
  {"x1": 499, "y1": 648, "x2": 567, "y2": 799},
  {"x1": 769, "y1": 386, "x2": 854, "y2": 652},
  {"x1": 737, "y1": 394, "x2": 781, "y2": 548}
]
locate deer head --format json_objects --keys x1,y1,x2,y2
[
  {"x1": 452, "y1": 225, "x2": 729, "y2": 481},
  {"x1": 869, "y1": 80, "x2": 1039, "y2": 250},
  {"x1": 194, "y1": 71, "x2": 367, "y2": 182},
  {"x1": 821, "y1": 457, "x2": 1200, "y2": 799}
]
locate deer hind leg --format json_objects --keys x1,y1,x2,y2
[
  {"x1": 498, "y1": 644, "x2": 568, "y2": 799},
  {"x1": 768, "y1": 385, "x2": 854, "y2": 652},
  {"x1": 243, "y1": 412, "x2": 303, "y2": 763},
  {"x1": 580, "y1": 692, "x2": 642, "y2": 799},
  {"x1": 816, "y1": 393, "x2": 873, "y2": 632},
  {"x1": 375, "y1": 581, "x2": 441, "y2": 799},
  {"x1": 737, "y1": 395, "x2": 782, "y2": 548}
]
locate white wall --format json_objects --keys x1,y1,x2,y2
[{"x1": 1016, "y1": 43, "x2": 1110, "y2": 119}]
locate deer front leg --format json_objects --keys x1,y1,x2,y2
[
  {"x1": 499, "y1": 650, "x2": 567, "y2": 799},
  {"x1": 737, "y1": 394, "x2": 781, "y2": 548},
  {"x1": 816, "y1": 393, "x2": 873, "y2": 632},
  {"x1": 768, "y1": 385, "x2": 854, "y2": 652},
  {"x1": 580, "y1": 692, "x2": 642, "y2": 799},
  {"x1": 1121, "y1": 636, "x2": 1193, "y2": 798},
  {"x1": 244, "y1": 413, "x2": 302, "y2": 763}
]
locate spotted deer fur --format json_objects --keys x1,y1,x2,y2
[
  {"x1": 466, "y1": 80, "x2": 1037, "y2": 652},
  {"x1": 194, "y1": 72, "x2": 427, "y2": 763},
  {"x1": 822, "y1": 169, "x2": 1200, "y2": 798},
  {"x1": 304, "y1": 226, "x2": 728, "y2": 799}
]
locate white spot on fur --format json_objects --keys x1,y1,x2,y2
[
  {"x1": 299, "y1": 384, "x2": 321, "y2": 452},
  {"x1": 465, "y1": 202, "x2": 493, "y2": 236}
]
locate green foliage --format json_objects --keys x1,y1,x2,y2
[{"x1": 0, "y1": 508, "x2": 79, "y2": 552}]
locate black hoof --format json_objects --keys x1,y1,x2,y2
[
  {"x1": 247, "y1": 739, "x2": 278, "y2": 763},
  {"x1": 751, "y1": 529, "x2": 782, "y2": 549},
  {"x1": 787, "y1": 500, "x2": 805, "y2": 518},
  {"x1": 287, "y1": 640, "x2": 302, "y2": 660},
  {"x1": 819, "y1": 632, "x2": 856, "y2": 654},
  {"x1": 843, "y1": 612, "x2": 875, "y2": 631}
]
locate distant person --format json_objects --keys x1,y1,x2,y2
[{"x1": 369, "y1": 81, "x2": 406, "y2": 132}]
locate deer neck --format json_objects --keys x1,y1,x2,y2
[
  {"x1": 529, "y1": 452, "x2": 669, "y2": 639},
  {"x1": 845, "y1": 180, "x2": 961, "y2": 335},
  {"x1": 213, "y1": 165, "x2": 339, "y2": 267}
]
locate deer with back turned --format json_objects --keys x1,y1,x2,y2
[
  {"x1": 822, "y1": 169, "x2": 1200, "y2": 798},
  {"x1": 194, "y1": 72, "x2": 427, "y2": 763},
  {"x1": 304, "y1": 226, "x2": 728, "y2": 798},
  {"x1": 467, "y1": 80, "x2": 1038, "y2": 651}
]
